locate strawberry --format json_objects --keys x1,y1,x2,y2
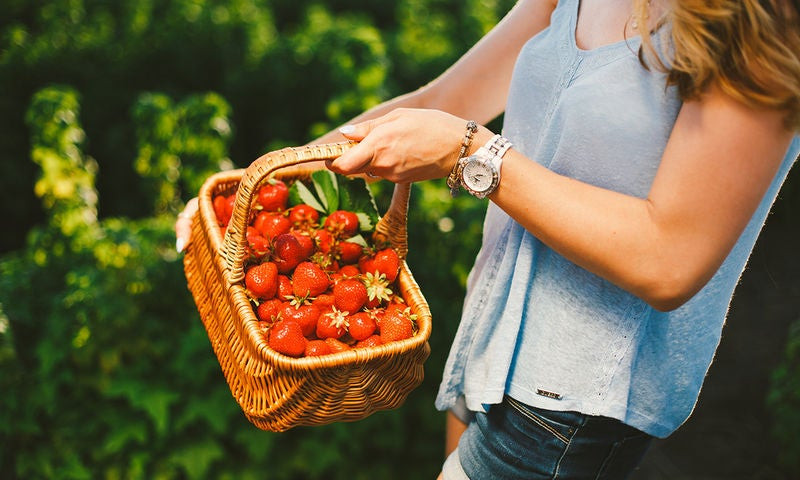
[
  {"x1": 359, "y1": 247, "x2": 400, "y2": 283},
  {"x1": 312, "y1": 293, "x2": 335, "y2": 312},
  {"x1": 224, "y1": 195, "x2": 236, "y2": 223},
  {"x1": 257, "y1": 179, "x2": 289, "y2": 211},
  {"x1": 314, "y1": 229, "x2": 334, "y2": 254},
  {"x1": 268, "y1": 319, "x2": 307, "y2": 357},
  {"x1": 246, "y1": 227, "x2": 270, "y2": 257},
  {"x1": 324, "y1": 210, "x2": 360, "y2": 237},
  {"x1": 292, "y1": 261, "x2": 330, "y2": 297},
  {"x1": 363, "y1": 272, "x2": 393, "y2": 308},
  {"x1": 291, "y1": 231, "x2": 315, "y2": 258},
  {"x1": 379, "y1": 309, "x2": 414, "y2": 343},
  {"x1": 337, "y1": 240, "x2": 363, "y2": 264},
  {"x1": 316, "y1": 307, "x2": 348, "y2": 339},
  {"x1": 289, "y1": 203, "x2": 320, "y2": 226},
  {"x1": 254, "y1": 211, "x2": 291, "y2": 240},
  {"x1": 273, "y1": 233, "x2": 309, "y2": 274},
  {"x1": 277, "y1": 274, "x2": 293, "y2": 300},
  {"x1": 348, "y1": 311, "x2": 377, "y2": 341},
  {"x1": 213, "y1": 194, "x2": 232, "y2": 226},
  {"x1": 245, "y1": 262, "x2": 278, "y2": 299},
  {"x1": 256, "y1": 298, "x2": 284, "y2": 323},
  {"x1": 355, "y1": 334, "x2": 384, "y2": 349},
  {"x1": 280, "y1": 303, "x2": 321, "y2": 337},
  {"x1": 339, "y1": 264, "x2": 361, "y2": 278},
  {"x1": 333, "y1": 278, "x2": 368, "y2": 313},
  {"x1": 305, "y1": 339, "x2": 332, "y2": 357},
  {"x1": 324, "y1": 337, "x2": 351, "y2": 353}
]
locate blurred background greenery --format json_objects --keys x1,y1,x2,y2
[{"x1": 0, "y1": 0, "x2": 798, "y2": 478}]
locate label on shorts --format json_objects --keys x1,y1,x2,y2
[{"x1": 536, "y1": 388, "x2": 563, "y2": 400}]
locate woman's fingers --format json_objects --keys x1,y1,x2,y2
[{"x1": 175, "y1": 197, "x2": 198, "y2": 252}]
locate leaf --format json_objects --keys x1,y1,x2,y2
[
  {"x1": 102, "y1": 421, "x2": 148, "y2": 455},
  {"x1": 289, "y1": 180, "x2": 326, "y2": 213},
  {"x1": 356, "y1": 212, "x2": 374, "y2": 233},
  {"x1": 338, "y1": 176, "x2": 380, "y2": 228},
  {"x1": 311, "y1": 170, "x2": 339, "y2": 212},
  {"x1": 345, "y1": 234, "x2": 369, "y2": 248},
  {"x1": 168, "y1": 439, "x2": 224, "y2": 479},
  {"x1": 105, "y1": 378, "x2": 179, "y2": 435}
]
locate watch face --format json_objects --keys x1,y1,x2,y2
[{"x1": 462, "y1": 158, "x2": 494, "y2": 192}]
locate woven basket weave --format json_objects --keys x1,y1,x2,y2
[{"x1": 183, "y1": 142, "x2": 432, "y2": 432}]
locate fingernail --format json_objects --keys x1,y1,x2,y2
[
  {"x1": 176, "y1": 238, "x2": 186, "y2": 253},
  {"x1": 339, "y1": 125, "x2": 355, "y2": 135}
]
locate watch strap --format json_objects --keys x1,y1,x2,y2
[{"x1": 447, "y1": 120, "x2": 478, "y2": 197}]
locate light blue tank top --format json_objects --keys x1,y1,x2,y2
[{"x1": 435, "y1": 0, "x2": 800, "y2": 438}]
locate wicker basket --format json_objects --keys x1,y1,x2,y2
[{"x1": 182, "y1": 142, "x2": 432, "y2": 432}]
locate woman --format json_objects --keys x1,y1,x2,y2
[{"x1": 177, "y1": 0, "x2": 800, "y2": 477}]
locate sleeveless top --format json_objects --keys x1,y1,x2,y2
[{"x1": 434, "y1": 0, "x2": 800, "y2": 438}]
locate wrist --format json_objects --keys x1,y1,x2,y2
[{"x1": 446, "y1": 120, "x2": 479, "y2": 197}]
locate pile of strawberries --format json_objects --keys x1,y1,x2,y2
[{"x1": 212, "y1": 178, "x2": 417, "y2": 358}]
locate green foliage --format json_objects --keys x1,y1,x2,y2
[
  {"x1": 0, "y1": 0, "x2": 522, "y2": 478},
  {"x1": 767, "y1": 319, "x2": 800, "y2": 474},
  {"x1": 132, "y1": 91, "x2": 234, "y2": 213}
]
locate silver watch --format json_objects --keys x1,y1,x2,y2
[{"x1": 458, "y1": 134, "x2": 512, "y2": 199}]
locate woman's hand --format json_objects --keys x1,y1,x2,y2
[
  {"x1": 327, "y1": 108, "x2": 490, "y2": 183},
  {"x1": 175, "y1": 197, "x2": 198, "y2": 253}
]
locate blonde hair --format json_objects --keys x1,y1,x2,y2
[{"x1": 637, "y1": 0, "x2": 800, "y2": 130}]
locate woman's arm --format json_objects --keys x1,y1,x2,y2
[
  {"x1": 313, "y1": 0, "x2": 556, "y2": 144},
  {"x1": 330, "y1": 87, "x2": 795, "y2": 312},
  {"x1": 493, "y1": 85, "x2": 794, "y2": 310}
]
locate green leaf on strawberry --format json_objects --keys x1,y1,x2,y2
[
  {"x1": 312, "y1": 170, "x2": 339, "y2": 213},
  {"x1": 288, "y1": 170, "x2": 379, "y2": 229},
  {"x1": 291, "y1": 180, "x2": 326, "y2": 213}
]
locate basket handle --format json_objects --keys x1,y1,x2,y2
[{"x1": 222, "y1": 141, "x2": 411, "y2": 284}]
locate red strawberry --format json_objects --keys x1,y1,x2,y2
[
  {"x1": 314, "y1": 229, "x2": 334, "y2": 253},
  {"x1": 355, "y1": 334, "x2": 384, "y2": 349},
  {"x1": 280, "y1": 303, "x2": 321, "y2": 337},
  {"x1": 324, "y1": 337, "x2": 351, "y2": 353},
  {"x1": 257, "y1": 179, "x2": 289, "y2": 211},
  {"x1": 277, "y1": 274, "x2": 293, "y2": 300},
  {"x1": 289, "y1": 204, "x2": 320, "y2": 226},
  {"x1": 273, "y1": 233, "x2": 309, "y2": 274},
  {"x1": 348, "y1": 311, "x2": 377, "y2": 341},
  {"x1": 254, "y1": 211, "x2": 291, "y2": 240},
  {"x1": 245, "y1": 262, "x2": 278, "y2": 299},
  {"x1": 292, "y1": 261, "x2": 330, "y2": 297},
  {"x1": 337, "y1": 241, "x2": 363, "y2": 264},
  {"x1": 339, "y1": 264, "x2": 361, "y2": 278},
  {"x1": 359, "y1": 247, "x2": 400, "y2": 283},
  {"x1": 379, "y1": 309, "x2": 414, "y2": 343},
  {"x1": 333, "y1": 278, "x2": 368, "y2": 313},
  {"x1": 305, "y1": 339, "x2": 332, "y2": 357},
  {"x1": 291, "y1": 231, "x2": 315, "y2": 258},
  {"x1": 224, "y1": 195, "x2": 236, "y2": 222},
  {"x1": 213, "y1": 194, "x2": 231, "y2": 226},
  {"x1": 324, "y1": 210, "x2": 360, "y2": 237},
  {"x1": 316, "y1": 307, "x2": 348, "y2": 339},
  {"x1": 363, "y1": 272, "x2": 393, "y2": 308},
  {"x1": 268, "y1": 319, "x2": 307, "y2": 357},
  {"x1": 246, "y1": 227, "x2": 270, "y2": 257},
  {"x1": 312, "y1": 293, "x2": 335, "y2": 312},
  {"x1": 256, "y1": 298, "x2": 284, "y2": 323}
]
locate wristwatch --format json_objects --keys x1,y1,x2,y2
[{"x1": 458, "y1": 134, "x2": 512, "y2": 199}]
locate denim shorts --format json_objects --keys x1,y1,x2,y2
[{"x1": 443, "y1": 396, "x2": 652, "y2": 479}]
